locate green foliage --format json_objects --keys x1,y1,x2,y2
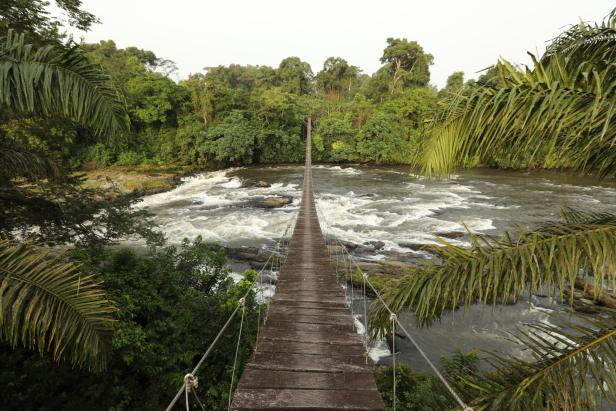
[
  {"x1": 422, "y1": 10, "x2": 616, "y2": 177},
  {"x1": 370, "y1": 209, "x2": 616, "y2": 330},
  {"x1": 276, "y1": 57, "x2": 313, "y2": 95},
  {"x1": 0, "y1": 0, "x2": 97, "y2": 42},
  {"x1": 316, "y1": 57, "x2": 360, "y2": 99},
  {"x1": 374, "y1": 351, "x2": 479, "y2": 411},
  {"x1": 380, "y1": 38, "x2": 434, "y2": 93},
  {"x1": 356, "y1": 110, "x2": 408, "y2": 164},
  {"x1": 202, "y1": 111, "x2": 256, "y2": 164},
  {"x1": 458, "y1": 321, "x2": 616, "y2": 410},
  {"x1": 116, "y1": 150, "x2": 145, "y2": 166},
  {"x1": 439, "y1": 71, "x2": 464, "y2": 98},
  {"x1": 0, "y1": 31, "x2": 129, "y2": 139},
  {"x1": 0, "y1": 239, "x2": 115, "y2": 372},
  {"x1": 0, "y1": 239, "x2": 259, "y2": 410}
]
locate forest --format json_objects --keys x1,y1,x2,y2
[{"x1": 2, "y1": 0, "x2": 616, "y2": 410}]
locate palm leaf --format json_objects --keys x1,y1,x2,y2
[
  {"x1": 369, "y1": 210, "x2": 616, "y2": 335},
  {"x1": 462, "y1": 321, "x2": 616, "y2": 410},
  {"x1": 0, "y1": 30, "x2": 129, "y2": 136},
  {"x1": 421, "y1": 11, "x2": 616, "y2": 178},
  {"x1": 0, "y1": 138, "x2": 60, "y2": 181},
  {"x1": 0, "y1": 238, "x2": 116, "y2": 371}
]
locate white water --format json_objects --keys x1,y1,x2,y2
[{"x1": 136, "y1": 164, "x2": 616, "y2": 368}]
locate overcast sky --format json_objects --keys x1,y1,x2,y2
[{"x1": 60, "y1": 1, "x2": 615, "y2": 88}]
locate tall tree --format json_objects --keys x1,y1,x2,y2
[
  {"x1": 0, "y1": 0, "x2": 97, "y2": 42},
  {"x1": 380, "y1": 38, "x2": 433, "y2": 93},
  {"x1": 439, "y1": 71, "x2": 464, "y2": 97},
  {"x1": 316, "y1": 57, "x2": 360, "y2": 99},
  {"x1": 276, "y1": 57, "x2": 314, "y2": 95}
]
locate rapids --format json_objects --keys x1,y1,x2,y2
[{"x1": 137, "y1": 164, "x2": 616, "y2": 369}]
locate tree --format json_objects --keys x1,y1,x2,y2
[
  {"x1": 439, "y1": 71, "x2": 464, "y2": 97},
  {"x1": 202, "y1": 111, "x2": 255, "y2": 164},
  {"x1": 0, "y1": 31, "x2": 126, "y2": 369},
  {"x1": 380, "y1": 38, "x2": 433, "y2": 93},
  {"x1": 0, "y1": 0, "x2": 97, "y2": 42},
  {"x1": 183, "y1": 73, "x2": 213, "y2": 126},
  {"x1": 371, "y1": 9, "x2": 616, "y2": 410},
  {"x1": 356, "y1": 110, "x2": 407, "y2": 163},
  {"x1": 316, "y1": 57, "x2": 360, "y2": 99},
  {"x1": 421, "y1": 13, "x2": 616, "y2": 178},
  {"x1": 276, "y1": 57, "x2": 314, "y2": 95},
  {"x1": 0, "y1": 240, "x2": 259, "y2": 410}
]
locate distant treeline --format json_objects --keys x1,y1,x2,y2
[
  {"x1": 83, "y1": 38, "x2": 461, "y2": 167},
  {"x1": 3, "y1": 35, "x2": 470, "y2": 169}
]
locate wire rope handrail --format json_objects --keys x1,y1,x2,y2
[
  {"x1": 165, "y1": 199, "x2": 301, "y2": 411},
  {"x1": 313, "y1": 199, "x2": 473, "y2": 411}
]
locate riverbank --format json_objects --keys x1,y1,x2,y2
[{"x1": 78, "y1": 164, "x2": 200, "y2": 196}]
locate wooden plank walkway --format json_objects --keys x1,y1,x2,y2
[{"x1": 231, "y1": 121, "x2": 385, "y2": 410}]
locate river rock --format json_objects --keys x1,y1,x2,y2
[
  {"x1": 327, "y1": 245, "x2": 344, "y2": 255},
  {"x1": 338, "y1": 240, "x2": 359, "y2": 250},
  {"x1": 241, "y1": 179, "x2": 271, "y2": 188},
  {"x1": 367, "y1": 240, "x2": 385, "y2": 250},
  {"x1": 398, "y1": 241, "x2": 430, "y2": 252},
  {"x1": 225, "y1": 246, "x2": 270, "y2": 263},
  {"x1": 253, "y1": 196, "x2": 292, "y2": 208},
  {"x1": 436, "y1": 231, "x2": 465, "y2": 239},
  {"x1": 574, "y1": 298, "x2": 599, "y2": 313}
]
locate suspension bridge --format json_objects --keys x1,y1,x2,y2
[
  {"x1": 230, "y1": 120, "x2": 385, "y2": 410},
  {"x1": 167, "y1": 119, "x2": 471, "y2": 411}
]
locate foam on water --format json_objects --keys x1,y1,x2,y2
[
  {"x1": 131, "y1": 164, "x2": 616, "y2": 369},
  {"x1": 136, "y1": 165, "x2": 616, "y2": 261}
]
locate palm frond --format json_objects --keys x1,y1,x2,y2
[
  {"x1": 369, "y1": 211, "x2": 616, "y2": 336},
  {"x1": 0, "y1": 238, "x2": 116, "y2": 371},
  {"x1": 0, "y1": 138, "x2": 60, "y2": 181},
  {"x1": 545, "y1": 8, "x2": 616, "y2": 63},
  {"x1": 422, "y1": 11, "x2": 616, "y2": 178},
  {"x1": 463, "y1": 321, "x2": 616, "y2": 410},
  {"x1": 0, "y1": 30, "x2": 129, "y2": 136}
]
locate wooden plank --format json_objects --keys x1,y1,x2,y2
[
  {"x1": 232, "y1": 389, "x2": 385, "y2": 410},
  {"x1": 256, "y1": 340, "x2": 368, "y2": 356},
  {"x1": 238, "y1": 368, "x2": 378, "y2": 390}
]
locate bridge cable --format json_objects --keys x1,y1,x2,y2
[
  {"x1": 228, "y1": 299, "x2": 246, "y2": 411},
  {"x1": 314, "y1": 200, "x2": 473, "y2": 411},
  {"x1": 165, "y1": 210, "x2": 299, "y2": 411},
  {"x1": 391, "y1": 313, "x2": 397, "y2": 411}
]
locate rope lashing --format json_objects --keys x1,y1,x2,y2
[
  {"x1": 184, "y1": 373, "x2": 198, "y2": 392},
  {"x1": 184, "y1": 373, "x2": 198, "y2": 411}
]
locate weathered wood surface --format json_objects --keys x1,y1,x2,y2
[{"x1": 231, "y1": 121, "x2": 385, "y2": 410}]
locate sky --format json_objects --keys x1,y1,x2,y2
[{"x1": 58, "y1": 0, "x2": 615, "y2": 88}]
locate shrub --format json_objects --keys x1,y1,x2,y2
[{"x1": 116, "y1": 150, "x2": 145, "y2": 166}]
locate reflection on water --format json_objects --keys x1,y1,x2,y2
[{"x1": 137, "y1": 164, "x2": 616, "y2": 366}]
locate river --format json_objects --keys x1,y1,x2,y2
[{"x1": 137, "y1": 164, "x2": 616, "y2": 370}]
